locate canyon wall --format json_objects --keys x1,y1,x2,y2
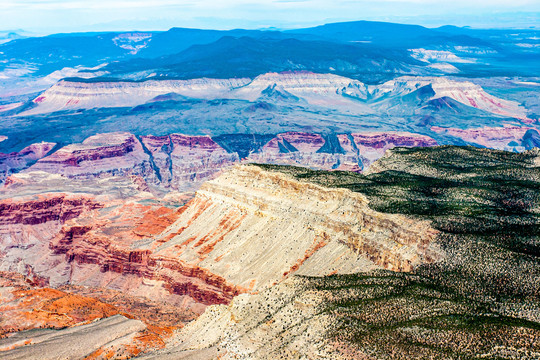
[
  {"x1": 24, "y1": 72, "x2": 531, "y2": 121},
  {"x1": 5, "y1": 130, "x2": 439, "y2": 190},
  {"x1": 0, "y1": 142, "x2": 56, "y2": 184},
  {"x1": 0, "y1": 165, "x2": 442, "y2": 310}
]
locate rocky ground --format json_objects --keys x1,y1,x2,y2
[{"x1": 0, "y1": 145, "x2": 538, "y2": 359}]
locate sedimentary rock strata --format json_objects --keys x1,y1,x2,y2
[
  {"x1": 374, "y1": 76, "x2": 531, "y2": 120},
  {"x1": 246, "y1": 132, "x2": 361, "y2": 171},
  {"x1": 25, "y1": 72, "x2": 530, "y2": 121},
  {"x1": 431, "y1": 125, "x2": 536, "y2": 151},
  {"x1": 26, "y1": 77, "x2": 250, "y2": 114},
  {"x1": 0, "y1": 153, "x2": 448, "y2": 359},
  {"x1": 152, "y1": 165, "x2": 441, "y2": 293},
  {"x1": 0, "y1": 270, "x2": 191, "y2": 359},
  {"x1": 337, "y1": 132, "x2": 438, "y2": 167},
  {"x1": 141, "y1": 134, "x2": 239, "y2": 189},
  {"x1": 247, "y1": 131, "x2": 437, "y2": 171},
  {"x1": 0, "y1": 164, "x2": 441, "y2": 312},
  {"x1": 1, "y1": 130, "x2": 440, "y2": 190},
  {"x1": 28, "y1": 132, "x2": 154, "y2": 179},
  {"x1": 0, "y1": 142, "x2": 56, "y2": 183}
]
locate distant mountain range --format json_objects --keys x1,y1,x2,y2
[
  {"x1": 1, "y1": 21, "x2": 538, "y2": 80},
  {"x1": 0, "y1": 20, "x2": 539, "y2": 360}
]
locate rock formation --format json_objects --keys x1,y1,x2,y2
[
  {"x1": 0, "y1": 142, "x2": 56, "y2": 183},
  {"x1": 24, "y1": 72, "x2": 530, "y2": 121},
  {"x1": 0, "y1": 164, "x2": 441, "y2": 315},
  {"x1": 28, "y1": 132, "x2": 154, "y2": 180},
  {"x1": 247, "y1": 131, "x2": 437, "y2": 171},
  {"x1": 0, "y1": 270, "x2": 193, "y2": 359},
  {"x1": 140, "y1": 134, "x2": 239, "y2": 190},
  {"x1": 431, "y1": 125, "x2": 534, "y2": 151},
  {"x1": 373, "y1": 76, "x2": 531, "y2": 121},
  {"x1": 337, "y1": 132, "x2": 438, "y2": 167},
  {"x1": 1, "y1": 145, "x2": 538, "y2": 359},
  {"x1": 3, "y1": 130, "x2": 438, "y2": 190},
  {"x1": 151, "y1": 165, "x2": 441, "y2": 294},
  {"x1": 26, "y1": 77, "x2": 250, "y2": 115},
  {"x1": 246, "y1": 132, "x2": 360, "y2": 171}
]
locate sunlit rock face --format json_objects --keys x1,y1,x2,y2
[
  {"x1": 245, "y1": 131, "x2": 437, "y2": 172},
  {"x1": 234, "y1": 71, "x2": 369, "y2": 102},
  {"x1": 25, "y1": 77, "x2": 251, "y2": 114},
  {"x1": 152, "y1": 165, "x2": 441, "y2": 293},
  {"x1": 27, "y1": 72, "x2": 368, "y2": 114},
  {"x1": 24, "y1": 72, "x2": 531, "y2": 122},
  {"x1": 140, "y1": 134, "x2": 239, "y2": 190},
  {"x1": 0, "y1": 164, "x2": 441, "y2": 312},
  {"x1": 372, "y1": 76, "x2": 531, "y2": 121},
  {"x1": 0, "y1": 142, "x2": 56, "y2": 184},
  {"x1": 0, "y1": 190, "x2": 237, "y2": 309},
  {"x1": 28, "y1": 132, "x2": 154, "y2": 179}
]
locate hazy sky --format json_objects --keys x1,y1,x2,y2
[{"x1": 1, "y1": 0, "x2": 539, "y2": 33}]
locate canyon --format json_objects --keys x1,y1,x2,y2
[
  {"x1": 0, "y1": 20, "x2": 538, "y2": 359},
  {"x1": 19, "y1": 72, "x2": 532, "y2": 123},
  {"x1": 0, "y1": 145, "x2": 538, "y2": 359},
  {"x1": 3, "y1": 125, "x2": 536, "y2": 192},
  {"x1": 0, "y1": 160, "x2": 443, "y2": 358},
  {"x1": 1, "y1": 130, "x2": 440, "y2": 189}
]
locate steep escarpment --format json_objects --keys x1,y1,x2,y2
[
  {"x1": 246, "y1": 132, "x2": 361, "y2": 171},
  {"x1": 0, "y1": 142, "x2": 56, "y2": 183},
  {"x1": 0, "y1": 194, "x2": 102, "y2": 225},
  {"x1": 1, "y1": 145, "x2": 539, "y2": 359},
  {"x1": 29, "y1": 132, "x2": 154, "y2": 179},
  {"x1": 0, "y1": 193, "x2": 243, "y2": 307},
  {"x1": 234, "y1": 71, "x2": 368, "y2": 101},
  {"x1": 256, "y1": 146, "x2": 540, "y2": 305},
  {"x1": 10, "y1": 130, "x2": 439, "y2": 190},
  {"x1": 337, "y1": 132, "x2": 437, "y2": 167},
  {"x1": 24, "y1": 72, "x2": 530, "y2": 121},
  {"x1": 246, "y1": 131, "x2": 437, "y2": 171},
  {"x1": 24, "y1": 132, "x2": 238, "y2": 191},
  {"x1": 0, "y1": 163, "x2": 441, "y2": 310},
  {"x1": 140, "y1": 134, "x2": 239, "y2": 189},
  {"x1": 150, "y1": 147, "x2": 540, "y2": 359},
  {"x1": 373, "y1": 76, "x2": 531, "y2": 120},
  {"x1": 48, "y1": 214, "x2": 246, "y2": 306},
  {"x1": 25, "y1": 77, "x2": 250, "y2": 115},
  {"x1": 151, "y1": 165, "x2": 441, "y2": 294},
  {"x1": 0, "y1": 160, "x2": 444, "y2": 358}
]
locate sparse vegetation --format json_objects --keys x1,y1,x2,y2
[{"x1": 255, "y1": 146, "x2": 540, "y2": 358}]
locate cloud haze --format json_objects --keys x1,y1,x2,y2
[{"x1": 0, "y1": 0, "x2": 538, "y2": 33}]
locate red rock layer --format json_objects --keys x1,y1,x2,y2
[
  {"x1": 45, "y1": 200, "x2": 244, "y2": 306},
  {"x1": 337, "y1": 132, "x2": 438, "y2": 167},
  {"x1": 36, "y1": 135, "x2": 139, "y2": 167},
  {"x1": 0, "y1": 272, "x2": 120, "y2": 338},
  {"x1": 0, "y1": 194, "x2": 102, "y2": 225},
  {"x1": 27, "y1": 132, "x2": 154, "y2": 180},
  {"x1": 0, "y1": 272, "x2": 190, "y2": 358},
  {"x1": 141, "y1": 133, "x2": 239, "y2": 189},
  {"x1": 348, "y1": 133, "x2": 437, "y2": 149}
]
